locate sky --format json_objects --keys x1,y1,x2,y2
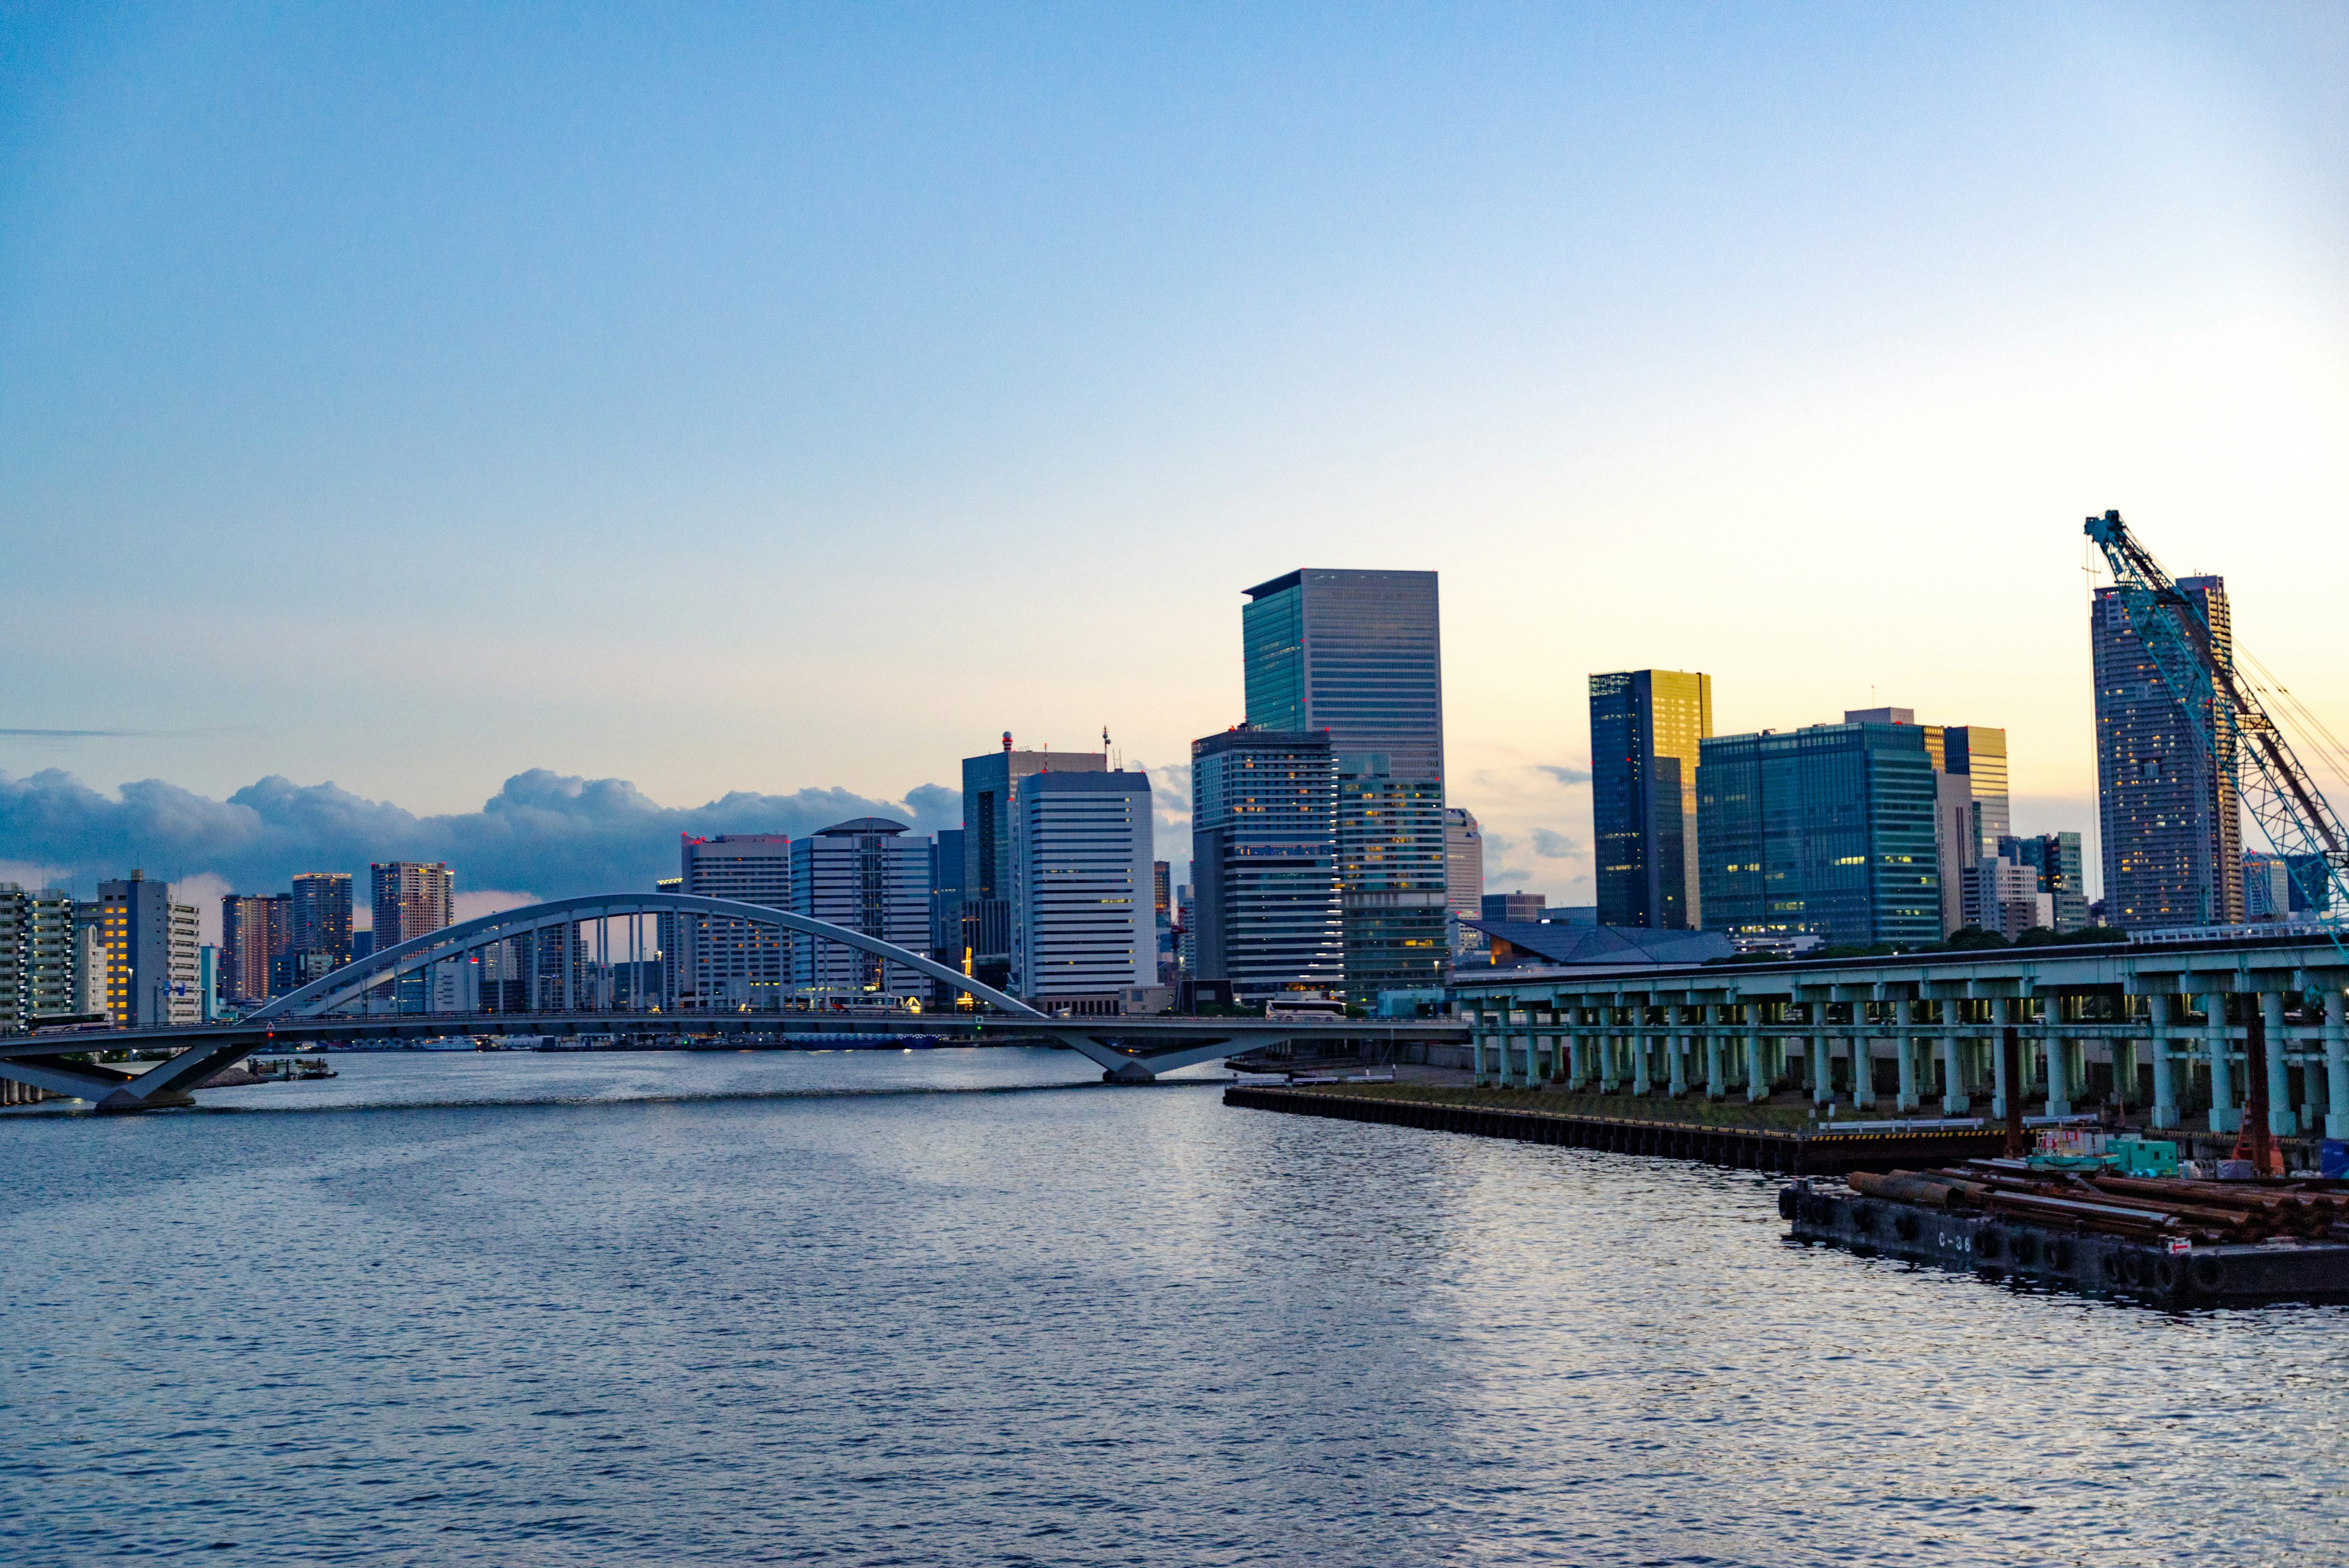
[{"x1": 3, "y1": 2, "x2": 2346, "y2": 934}]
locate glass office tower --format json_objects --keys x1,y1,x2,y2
[
  {"x1": 1242, "y1": 569, "x2": 1445, "y2": 1001},
  {"x1": 1190, "y1": 727, "x2": 1344, "y2": 1003},
  {"x1": 2091, "y1": 580, "x2": 2243, "y2": 928},
  {"x1": 1590, "y1": 670, "x2": 1713, "y2": 929},
  {"x1": 1696, "y1": 719, "x2": 1940, "y2": 948}
]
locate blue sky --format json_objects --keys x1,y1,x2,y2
[{"x1": 4, "y1": 2, "x2": 2345, "y2": 921}]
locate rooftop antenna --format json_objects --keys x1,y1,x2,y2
[{"x1": 1002, "y1": 732, "x2": 1012, "y2": 753}]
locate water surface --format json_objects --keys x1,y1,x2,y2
[{"x1": 3, "y1": 1048, "x2": 2342, "y2": 1564}]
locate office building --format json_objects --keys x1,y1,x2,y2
[
  {"x1": 1152, "y1": 859, "x2": 1174, "y2": 986},
  {"x1": 289, "y1": 873, "x2": 354, "y2": 970},
  {"x1": 370, "y1": 862, "x2": 455, "y2": 948},
  {"x1": 1444, "y1": 807, "x2": 1483, "y2": 949},
  {"x1": 89, "y1": 872, "x2": 201, "y2": 1027},
  {"x1": 961, "y1": 737, "x2": 1107, "y2": 990},
  {"x1": 790, "y1": 819, "x2": 930, "y2": 1001},
  {"x1": 1190, "y1": 726, "x2": 1345, "y2": 1004},
  {"x1": 678, "y1": 834, "x2": 791, "y2": 1009},
  {"x1": 2245, "y1": 853, "x2": 2293, "y2": 922},
  {"x1": 1174, "y1": 882, "x2": 1196, "y2": 978},
  {"x1": 221, "y1": 892, "x2": 292, "y2": 1005},
  {"x1": 654, "y1": 875, "x2": 682, "y2": 1006},
  {"x1": 1243, "y1": 568, "x2": 1447, "y2": 1000},
  {"x1": 2008, "y1": 832, "x2": 2089, "y2": 933},
  {"x1": 1482, "y1": 891, "x2": 1546, "y2": 922},
  {"x1": 2092, "y1": 579, "x2": 2243, "y2": 927},
  {"x1": 930, "y1": 829, "x2": 967, "y2": 960},
  {"x1": 198, "y1": 944, "x2": 221, "y2": 1022},
  {"x1": 1847, "y1": 708, "x2": 2008, "y2": 936},
  {"x1": 1011, "y1": 771, "x2": 1154, "y2": 1013},
  {"x1": 1592, "y1": 671, "x2": 1713, "y2": 929},
  {"x1": 1972, "y1": 853, "x2": 2054, "y2": 940},
  {"x1": 1696, "y1": 719, "x2": 1941, "y2": 949}
]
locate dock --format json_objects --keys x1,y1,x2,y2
[{"x1": 1222, "y1": 1085, "x2": 2005, "y2": 1174}]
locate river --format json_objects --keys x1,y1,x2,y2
[{"x1": 2, "y1": 1047, "x2": 2343, "y2": 1564}]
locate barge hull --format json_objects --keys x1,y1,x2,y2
[{"x1": 1780, "y1": 1180, "x2": 2349, "y2": 1305}]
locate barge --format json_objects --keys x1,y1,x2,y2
[{"x1": 1783, "y1": 1163, "x2": 2349, "y2": 1305}]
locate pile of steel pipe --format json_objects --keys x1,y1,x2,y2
[{"x1": 1847, "y1": 1163, "x2": 2349, "y2": 1245}]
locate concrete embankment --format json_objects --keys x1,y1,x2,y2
[{"x1": 1223, "y1": 1085, "x2": 2005, "y2": 1174}]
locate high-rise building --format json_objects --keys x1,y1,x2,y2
[
  {"x1": 678, "y1": 834, "x2": 791, "y2": 1009},
  {"x1": 1011, "y1": 771, "x2": 1154, "y2": 1013},
  {"x1": 2092, "y1": 579, "x2": 2243, "y2": 928},
  {"x1": 1444, "y1": 807, "x2": 1483, "y2": 950},
  {"x1": 1849, "y1": 708, "x2": 2008, "y2": 935},
  {"x1": 1696, "y1": 720, "x2": 1941, "y2": 949},
  {"x1": 1592, "y1": 671, "x2": 1713, "y2": 929},
  {"x1": 960, "y1": 738, "x2": 1107, "y2": 990},
  {"x1": 1972, "y1": 853, "x2": 2054, "y2": 941},
  {"x1": 790, "y1": 819, "x2": 930, "y2": 1001},
  {"x1": 369, "y1": 862, "x2": 455, "y2": 948},
  {"x1": 0, "y1": 886, "x2": 82, "y2": 1031},
  {"x1": 2244, "y1": 853, "x2": 2294, "y2": 922},
  {"x1": 1190, "y1": 726, "x2": 1345, "y2": 1004},
  {"x1": 289, "y1": 873, "x2": 354, "y2": 970},
  {"x1": 220, "y1": 892, "x2": 293, "y2": 1005},
  {"x1": 1482, "y1": 891, "x2": 1546, "y2": 922},
  {"x1": 89, "y1": 872, "x2": 201, "y2": 1027},
  {"x1": 930, "y1": 830, "x2": 967, "y2": 957},
  {"x1": 1243, "y1": 568, "x2": 1446, "y2": 1000},
  {"x1": 654, "y1": 875, "x2": 683, "y2": 1008},
  {"x1": 2008, "y1": 832, "x2": 2089, "y2": 932},
  {"x1": 1152, "y1": 859, "x2": 1174, "y2": 986}
]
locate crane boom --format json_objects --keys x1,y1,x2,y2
[{"x1": 2084, "y1": 509, "x2": 2349, "y2": 927}]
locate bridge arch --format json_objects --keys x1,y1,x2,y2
[{"x1": 246, "y1": 892, "x2": 1046, "y2": 1023}]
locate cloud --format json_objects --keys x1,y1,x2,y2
[
  {"x1": 0, "y1": 767, "x2": 963, "y2": 901},
  {"x1": 1534, "y1": 764, "x2": 1592, "y2": 786},
  {"x1": 1531, "y1": 828, "x2": 1581, "y2": 860}
]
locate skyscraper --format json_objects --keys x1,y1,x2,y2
[
  {"x1": 960, "y1": 737, "x2": 1107, "y2": 990},
  {"x1": 369, "y1": 862, "x2": 455, "y2": 949},
  {"x1": 930, "y1": 828, "x2": 967, "y2": 994},
  {"x1": 1443, "y1": 807, "x2": 1482, "y2": 949},
  {"x1": 1591, "y1": 670, "x2": 1713, "y2": 929},
  {"x1": 1012, "y1": 771, "x2": 1154, "y2": 1013},
  {"x1": 1847, "y1": 709, "x2": 2006, "y2": 935},
  {"x1": 790, "y1": 819, "x2": 930, "y2": 1000},
  {"x1": 1696, "y1": 719, "x2": 1940, "y2": 949},
  {"x1": 678, "y1": 834, "x2": 792, "y2": 1009},
  {"x1": 2092, "y1": 579, "x2": 2243, "y2": 927},
  {"x1": 289, "y1": 872, "x2": 354, "y2": 976},
  {"x1": 1190, "y1": 726, "x2": 1345, "y2": 1004},
  {"x1": 220, "y1": 892, "x2": 292, "y2": 1005},
  {"x1": 1242, "y1": 568, "x2": 1446, "y2": 1001}
]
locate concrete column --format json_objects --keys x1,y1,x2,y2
[
  {"x1": 1668, "y1": 1030, "x2": 1688, "y2": 1098},
  {"x1": 2111, "y1": 1033, "x2": 2136, "y2": 1113},
  {"x1": 1853, "y1": 1027, "x2": 1876, "y2": 1110},
  {"x1": 2206, "y1": 993, "x2": 2238, "y2": 1135},
  {"x1": 2046, "y1": 1035, "x2": 2074, "y2": 1118},
  {"x1": 1940, "y1": 1013, "x2": 1967, "y2": 1115},
  {"x1": 1600, "y1": 1022, "x2": 1620, "y2": 1093},
  {"x1": 2263, "y1": 992, "x2": 2295, "y2": 1137},
  {"x1": 1990, "y1": 998, "x2": 2015, "y2": 1121},
  {"x1": 1895, "y1": 1002, "x2": 1919, "y2": 1112},
  {"x1": 1706, "y1": 1022, "x2": 1726, "y2": 1101},
  {"x1": 2148, "y1": 994, "x2": 2178, "y2": 1129},
  {"x1": 1524, "y1": 1025, "x2": 1539, "y2": 1088},
  {"x1": 1471, "y1": 1019, "x2": 1486, "y2": 1085},
  {"x1": 1745, "y1": 1027, "x2": 1765, "y2": 1104},
  {"x1": 1809, "y1": 1019, "x2": 1830, "y2": 1107},
  {"x1": 2325, "y1": 990, "x2": 2348, "y2": 1140},
  {"x1": 1632, "y1": 1017, "x2": 1652, "y2": 1095}
]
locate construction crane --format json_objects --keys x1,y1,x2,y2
[
  {"x1": 2086, "y1": 508, "x2": 2349, "y2": 1171},
  {"x1": 2085, "y1": 508, "x2": 2349, "y2": 927}
]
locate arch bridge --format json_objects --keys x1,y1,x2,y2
[{"x1": 0, "y1": 893, "x2": 1462, "y2": 1112}]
